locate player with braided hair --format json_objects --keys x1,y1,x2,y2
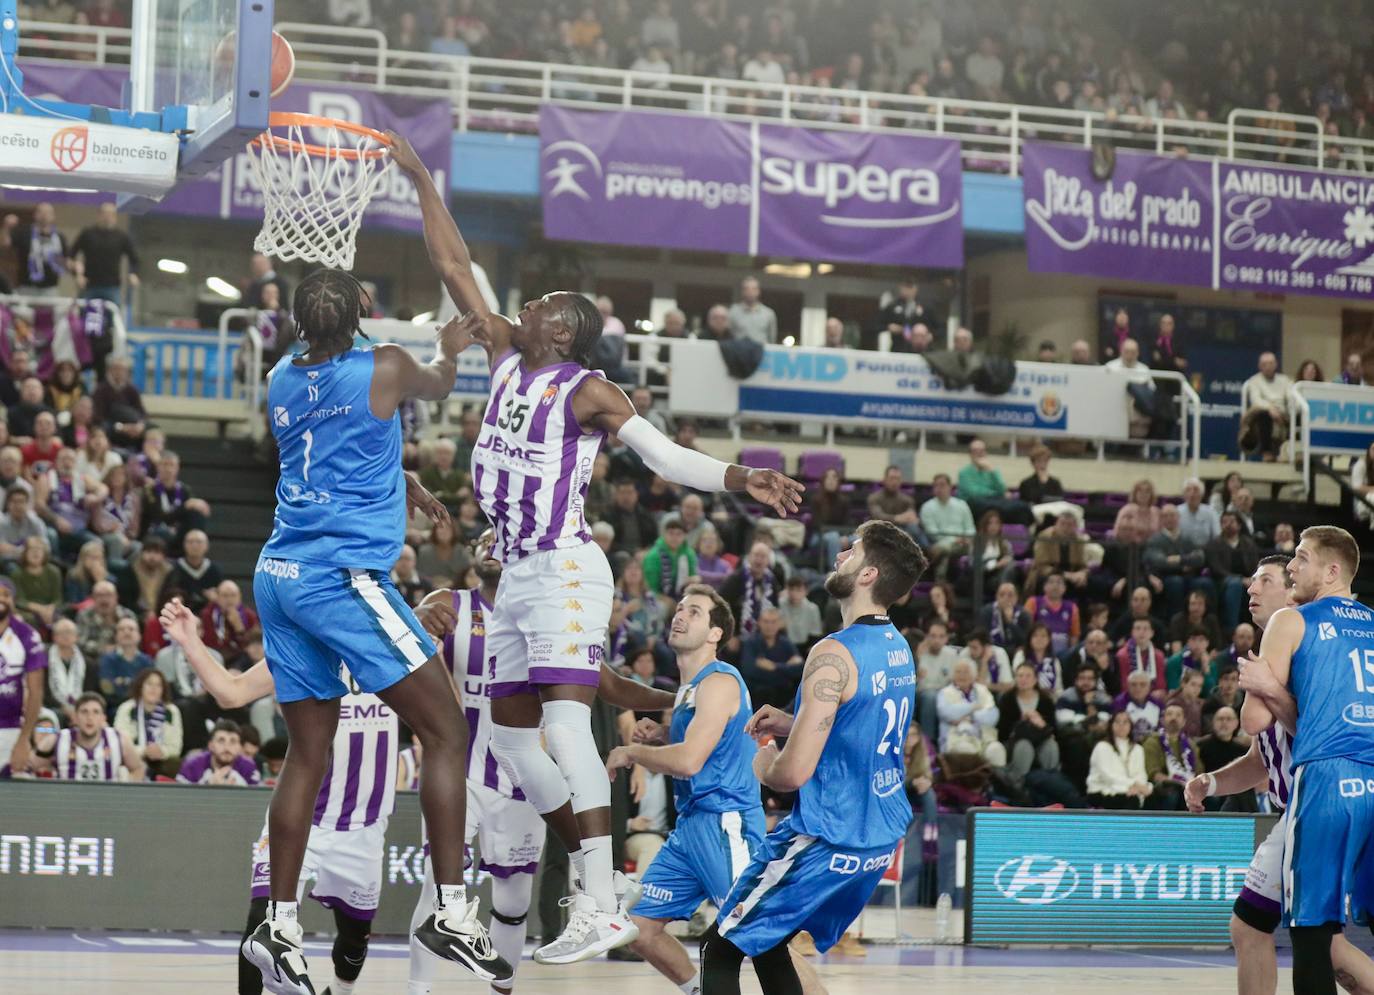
[{"x1": 242, "y1": 265, "x2": 512, "y2": 994}]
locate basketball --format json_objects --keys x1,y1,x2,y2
[
  {"x1": 211, "y1": 29, "x2": 294, "y2": 98},
  {"x1": 269, "y1": 31, "x2": 295, "y2": 99}
]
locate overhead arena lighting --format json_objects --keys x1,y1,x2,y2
[
  {"x1": 157, "y1": 258, "x2": 188, "y2": 275},
  {"x1": 205, "y1": 277, "x2": 240, "y2": 299}
]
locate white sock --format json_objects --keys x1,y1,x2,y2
[
  {"x1": 331, "y1": 980, "x2": 356, "y2": 995},
  {"x1": 679, "y1": 973, "x2": 701, "y2": 994},
  {"x1": 436, "y1": 883, "x2": 466, "y2": 912},
  {"x1": 407, "y1": 983, "x2": 431, "y2": 995},
  {"x1": 580, "y1": 835, "x2": 616, "y2": 913},
  {"x1": 570, "y1": 847, "x2": 587, "y2": 891},
  {"x1": 268, "y1": 900, "x2": 298, "y2": 923}
]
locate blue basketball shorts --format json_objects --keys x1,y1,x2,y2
[
  {"x1": 1283, "y1": 756, "x2": 1374, "y2": 927},
  {"x1": 715, "y1": 818, "x2": 899, "y2": 955},
  {"x1": 254, "y1": 557, "x2": 437, "y2": 703},
  {"x1": 632, "y1": 808, "x2": 765, "y2": 923}
]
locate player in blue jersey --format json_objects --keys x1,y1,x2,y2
[
  {"x1": 700, "y1": 520, "x2": 927, "y2": 994},
  {"x1": 244, "y1": 269, "x2": 509, "y2": 995},
  {"x1": 603, "y1": 585, "x2": 757, "y2": 995},
  {"x1": 1243, "y1": 526, "x2": 1373, "y2": 995}
]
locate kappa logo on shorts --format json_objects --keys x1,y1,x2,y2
[
  {"x1": 564, "y1": 621, "x2": 584, "y2": 633},
  {"x1": 562, "y1": 560, "x2": 583, "y2": 572},
  {"x1": 561, "y1": 580, "x2": 582, "y2": 590},
  {"x1": 1320, "y1": 622, "x2": 1338, "y2": 640},
  {"x1": 564, "y1": 600, "x2": 584, "y2": 612},
  {"x1": 563, "y1": 643, "x2": 582, "y2": 656}
]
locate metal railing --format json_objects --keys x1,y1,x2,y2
[
  {"x1": 16, "y1": 20, "x2": 1374, "y2": 177},
  {"x1": 125, "y1": 309, "x2": 262, "y2": 413}
]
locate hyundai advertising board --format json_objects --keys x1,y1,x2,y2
[{"x1": 966, "y1": 809, "x2": 1273, "y2": 945}]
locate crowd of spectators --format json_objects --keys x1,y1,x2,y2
[{"x1": 270, "y1": 0, "x2": 1374, "y2": 163}]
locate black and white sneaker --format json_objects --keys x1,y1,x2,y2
[
  {"x1": 241, "y1": 918, "x2": 315, "y2": 995},
  {"x1": 413, "y1": 897, "x2": 513, "y2": 982}
]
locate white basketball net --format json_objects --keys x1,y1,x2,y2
[{"x1": 246, "y1": 119, "x2": 392, "y2": 271}]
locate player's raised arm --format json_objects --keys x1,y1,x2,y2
[
  {"x1": 160, "y1": 600, "x2": 275, "y2": 709},
  {"x1": 1241, "y1": 607, "x2": 1304, "y2": 736},
  {"x1": 598, "y1": 661, "x2": 676, "y2": 713},
  {"x1": 754, "y1": 639, "x2": 858, "y2": 792},
  {"x1": 572, "y1": 377, "x2": 804, "y2": 518},
  {"x1": 387, "y1": 131, "x2": 513, "y2": 363},
  {"x1": 606, "y1": 672, "x2": 738, "y2": 780},
  {"x1": 372, "y1": 311, "x2": 483, "y2": 412}
]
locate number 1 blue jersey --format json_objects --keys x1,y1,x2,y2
[
  {"x1": 786, "y1": 615, "x2": 916, "y2": 850},
  {"x1": 260, "y1": 349, "x2": 405, "y2": 572},
  {"x1": 1290, "y1": 596, "x2": 1374, "y2": 768}
]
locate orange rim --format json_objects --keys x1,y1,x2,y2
[{"x1": 250, "y1": 112, "x2": 392, "y2": 160}]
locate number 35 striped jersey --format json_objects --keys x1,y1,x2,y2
[{"x1": 472, "y1": 353, "x2": 606, "y2": 564}]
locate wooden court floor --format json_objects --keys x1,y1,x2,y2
[{"x1": 0, "y1": 932, "x2": 1281, "y2": 994}]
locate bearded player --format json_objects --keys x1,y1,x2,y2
[
  {"x1": 1185, "y1": 556, "x2": 1374, "y2": 995},
  {"x1": 388, "y1": 132, "x2": 803, "y2": 964},
  {"x1": 702, "y1": 521, "x2": 926, "y2": 994}
]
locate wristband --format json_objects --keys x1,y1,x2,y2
[{"x1": 1204, "y1": 773, "x2": 1217, "y2": 797}]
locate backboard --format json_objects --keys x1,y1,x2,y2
[
  {"x1": 130, "y1": 0, "x2": 274, "y2": 181},
  {"x1": 0, "y1": 0, "x2": 273, "y2": 205}
]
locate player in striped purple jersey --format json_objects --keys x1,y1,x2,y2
[
  {"x1": 407, "y1": 531, "x2": 678, "y2": 995},
  {"x1": 397, "y1": 742, "x2": 422, "y2": 791},
  {"x1": 390, "y1": 133, "x2": 803, "y2": 964},
  {"x1": 1185, "y1": 556, "x2": 1374, "y2": 994},
  {"x1": 161, "y1": 599, "x2": 445, "y2": 995}
]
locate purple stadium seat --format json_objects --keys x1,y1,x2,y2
[
  {"x1": 739, "y1": 447, "x2": 785, "y2": 473},
  {"x1": 798, "y1": 450, "x2": 845, "y2": 482}
]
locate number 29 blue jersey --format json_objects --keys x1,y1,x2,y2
[
  {"x1": 785, "y1": 615, "x2": 916, "y2": 850},
  {"x1": 260, "y1": 349, "x2": 405, "y2": 572},
  {"x1": 1289, "y1": 596, "x2": 1374, "y2": 769}
]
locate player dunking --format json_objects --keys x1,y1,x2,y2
[
  {"x1": 408, "y1": 531, "x2": 680, "y2": 995},
  {"x1": 159, "y1": 598, "x2": 440, "y2": 995},
  {"x1": 1244, "y1": 527, "x2": 1374, "y2": 994},
  {"x1": 388, "y1": 132, "x2": 804, "y2": 964},
  {"x1": 1185, "y1": 556, "x2": 1374, "y2": 995},
  {"x1": 245, "y1": 270, "x2": 508, "y2": 994},
  {"x1": 702, "y1": 521, "x2": 926, "y2": 994}
]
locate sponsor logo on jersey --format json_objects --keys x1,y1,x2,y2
[
  {"x1": 872, "y1": 767, "x2": 904, "y2": 797},
  {"x1": 1338, "y1": 778, "x2": 1374, "y2": 797},
  {"x1": 541, "y1": 386, "x2": 558, "y2": 405},
  {"x1": 257, "y1": 558, "x2": 300, "y2": 579},
  {"x1": 1320, "y1": 622, "x2": 1338, "y2": 640},
  {"x1": 273, "y1": 406, "x2": 289, "y2": 427},
  {"x1": 871, "y1": 671, "x2": 887, "y2": 695},
  {"x1": 475, "y1": 436, "x2": 534, "y2": 462},
  {"x1": 994, "y1": 855, "x2": 1080, "y2": 905},
  {"x1": 1341, "y1": 701, "x2": 1374, "y2": 726},
  {"x1": 829, "y1": 853, "x2": 861, "y2": 875},
  {"x1": 642, "y1": 881, "x2": 675, "y2": 902}
]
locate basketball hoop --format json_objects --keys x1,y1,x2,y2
[{"x1": 246, "y1": 112, "x2": 393, "y2": 271}]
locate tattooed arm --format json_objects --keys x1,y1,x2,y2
[{"x1": 753, "y1": 638, "x2": 858, "y2": 792}]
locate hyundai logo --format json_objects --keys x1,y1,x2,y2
[{"x1": 993, "y1": 855, "x2": 1079, "y2": 905}]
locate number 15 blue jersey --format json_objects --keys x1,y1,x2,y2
[
  {"x1": 1290, "y1": 596, "x2": 1374, "y2": 768},
  {"x1": 785, "y1": 615, "x2": 916, "y2": 850},
  {"x1": 261, "y1": 349, "x2": 405, "y2": 572}
]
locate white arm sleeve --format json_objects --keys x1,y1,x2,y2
[{"x1": 616, "y1": 414, "x2": 732, "y2": 491}]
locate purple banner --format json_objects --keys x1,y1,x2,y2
[
  {"x1": 9, "y1": 62, "x2": 452, "y2": 235},
  {"x1": 1217, "y1": 164, "x2": 1374, "y2": 299},
  {"x1": 539, "y1": 106, "x2": 963, "y2": 267},
  {"x1": 1022, "y1": 142, "x2": 1213, "y2": 287}
]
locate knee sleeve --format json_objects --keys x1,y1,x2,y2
[
  {"x1": 489, "y1": 873, "x2": 534, "y2": 982},
  {"x1": 1233, "y1": 896, "x2": 1280, "y2": 935},
  {"x1": 239, "y1": 898, "x2": 269, "y2": 995},
  {"x1": 490, "y1": 723, "x2": 570, "y2": 815},
  {"x1": 331, "y1": 908, "x2": 371, "y2": 982},
  {"x1": 751, "y1": 938, "x2": 804, "y2": 995},
  {"x1": 1291, "y1": 924, "x2": 1342, "y2": 995},
  {"x1": 542, "y1": 700, "x2": 610, "y2": 814}
]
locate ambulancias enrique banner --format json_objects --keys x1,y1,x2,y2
[{"x1": 1024, "y1": 141, "x2": 1374, "y2": 300}]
